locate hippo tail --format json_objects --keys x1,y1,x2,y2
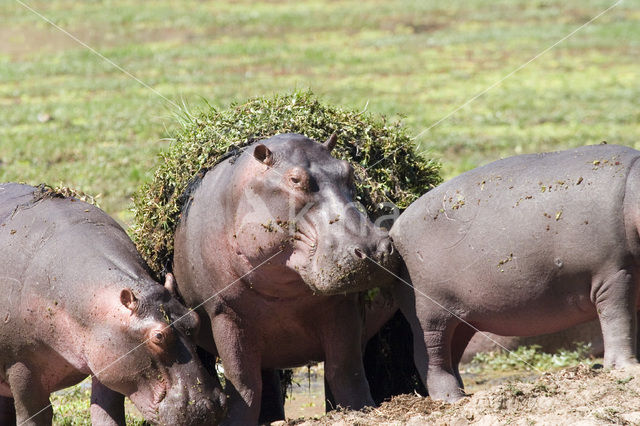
[{"x1": 623, "y1": 156, "x2": 640, "y2": 259}]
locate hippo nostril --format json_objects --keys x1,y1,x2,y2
[
  {"x1": 374, "y1": 238, "x2": 394, "y2": 262},
  {"x1": 353, "y1": 248, "x2": 366, "y2": 259}
]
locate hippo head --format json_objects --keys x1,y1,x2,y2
[
  {"x1": 88, "y1": 274, "x2": 225, "y2": 425},
  {"x1": 230, "y1": 133, "x2": 398, "y2": 295}
]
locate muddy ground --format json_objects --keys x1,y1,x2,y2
[{"x1": 283, "y1": 364, "x2": 640, "y2": 425}]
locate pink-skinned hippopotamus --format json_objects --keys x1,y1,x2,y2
[
  {"x1": 0, "y1": 183, "x2": 225, "y2": 425},
  {"x1": 172, "y1": 133, "x2": 397, "y2": 424},
  {"x1": 390, "y1": 144, "x2": 640, "y2": 401}
]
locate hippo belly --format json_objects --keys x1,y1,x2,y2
[{"x1": 391, "y1": 144, "x2": 640, "y2": 401}]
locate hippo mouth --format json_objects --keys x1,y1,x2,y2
[
  {"x1": 128, "y1": 367, "x2": 169, "y2": 423},
  {"x1": 292, "y1": 225, "x2": 318, "y2": 257}
]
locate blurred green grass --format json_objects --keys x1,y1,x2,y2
[
  {"x1": 1, "y1": 0, "x2": 637, "y2": 223},
  {"x1": 1, "y1": 0, "x2": 638, "y2": 422}
]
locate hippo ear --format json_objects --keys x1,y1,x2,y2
[
  {"x1": 253, "y1": 144, "x2": 273, "y2": 166},
  {"x1": 322, "y1": 132, "x2": 338, "y2": 152},
  {"x1": 120, "y1": 288, "x2": 138, "y2": 313},
  {"x1": 164, "y1": 273, "x2": 177, "y2": 295}
]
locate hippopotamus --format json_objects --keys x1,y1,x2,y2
[
  {"x1": 172, "y1": 133, "x2": 397, "y2": 424},
  {"x1": 0, "y1": 183, "x2": 225, "y2": 425},
  {"x1": 389, "y1": 144, "x2": 640, "y2": 401}
]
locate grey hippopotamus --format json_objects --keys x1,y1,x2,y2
[
  {"x1": 0, "y1": 183, "x2": 225, "y2": 425},
  {"x1": 390, "y1": 144, "x2": 640, "y2": 401},
  {"x1": 172, "y1": 133, "x2": 397, "y2": 424}
]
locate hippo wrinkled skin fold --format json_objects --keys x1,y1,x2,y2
[
  {"x1": 0, "y1": 183, "x2": 225, "y2": 425},
  {"x1": 173, "y1": 133, "x2": 398, "y2": 424},
  {"x1": 391, "y1": 144, "x2": 640, "y2": 401}
]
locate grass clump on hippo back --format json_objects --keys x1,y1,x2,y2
[{"x1": 131, "y1": 90, "x2": 440, "y2": 278}]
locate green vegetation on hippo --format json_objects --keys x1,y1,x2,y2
[
  {"x1": 31, "y1": 183, "x2": 100, "y2": 207},
  {"x1": 132, "y1": 90, "x2": 441, "y2": 276}
]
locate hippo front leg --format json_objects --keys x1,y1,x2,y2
[
  {"x1": 322, "y1": 301, "x2": 374, "y2": 410},
  {"x1": 211, "y1": 315, "x2": 262, "y2": 425},
  {"x1": 6, "y1": 362, "x2": 52, "y2": 426},
  {"x1": 595, "y1": 269, "x2": 639, "y2": 368},
  {"x1": 395, "y1": 282, "x2": 465, "y2": 402},
  {"x1": 90, "y1": 377, "x2": 125, "y2": 426}
]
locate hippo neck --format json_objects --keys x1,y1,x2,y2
[
  {"x1": 184, "y1": 159, "x2": 248, "y2": 281},
  {"x1": 178, "y1": 146, "x2": 247, "y2": 221}
]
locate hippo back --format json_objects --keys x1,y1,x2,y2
[
  {"x1": 0, "y1": 183, "x2": 37, "y2": 222},
  {"x1": 0, "y1": 183, "x2": 155, "y2": 318}
]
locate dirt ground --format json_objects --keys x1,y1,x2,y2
[{"x1": 284, "y1": 364, "x2": 640, "y2": 425}]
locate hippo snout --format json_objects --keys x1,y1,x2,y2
[
  {"x1": 159, "y1": 391, "x2": 226, "y2": 426},
  {"x1": 156, "y1": 374, "x2": 227, "y2": 425}
]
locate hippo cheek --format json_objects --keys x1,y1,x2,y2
[{"x1": 234, "y1": 222, "x2": 289, "y2": 262}]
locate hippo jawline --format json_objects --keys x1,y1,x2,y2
[{"x1": 303, "y1": 261, "x2": 378, "y2": 295}]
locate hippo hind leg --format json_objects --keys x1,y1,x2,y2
[
  {"x1": 450, "y1": 323, "x2": 476, "y2": 389},
  {"x1": 0, "y1": 396, "x2": 16, "y2": 426},
  {"x1": 594, "y1": 269, "x2": 639, "y2": 368},
  {"x1": 258, "y1": 369, "x2": 285, "y2": 423}
]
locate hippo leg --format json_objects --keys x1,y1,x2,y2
[
  {"x1": 323, "y1": 302, "x2": 374, "y2": 410},
  {"x1": 258, "y1": 369, "x2": 285, "y2": 423},
  {"x1": 90, "y1": 377, "x2": 125, "y2": 426},
  {"x1": 637, "y1": 311, "x2": 640, "y2": 361},
  {"x1": 419, "y1": 317, "x2": 466, "y2": 402},
  {"x1": 595, "y1": 269, "x2": 639, "y2": 368},
  {"x1": 211, "y1": 316, "x2": 262, "y2": 425},
  {"x1": 7, "y1": 362, "x2": 52, "y2": 426},
  {"x1": 394, "y1": 278, "x2": 465, "y2": 401},
  {"x1": 450, "y1": 323, "x2": 476, "y2": 389},
  {"x1": 0, "y1": 396, "x2": 16, "y2": 426}
]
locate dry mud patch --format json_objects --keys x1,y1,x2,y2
[{"x1": 287, "y1": 364, "x2": 640, "y2": 425}]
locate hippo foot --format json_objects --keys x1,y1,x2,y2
[
  {"x1": 616, "y1": 361, "x2": 640, "y2": 373},
  {"x1": 425, "y1": 365, "x2": 467, "y2": 403},
  {"x1": 428, "y1": 388, "x2": 467, "y2": 403}
]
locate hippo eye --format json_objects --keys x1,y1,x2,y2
[
  {"x1": 151, "y1": 331, "x2": 166, "y2": 345},
  {"x1": 286, "y1": 167, "x2": 310, "y2": 192}
]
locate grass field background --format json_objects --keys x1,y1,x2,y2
[
  {"x1": 1, "y1": 0, "x2": 638, "y2": 423},
  {"x1": 2, "y1": 0, "x2": 637, "y2": 223}
]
